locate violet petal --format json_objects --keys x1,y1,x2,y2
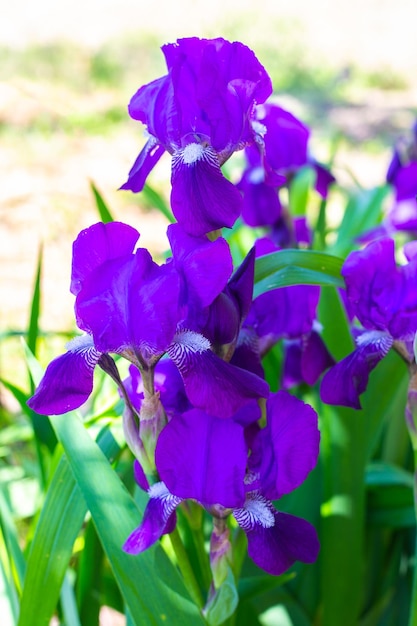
[
  {"x1": 257, "y1": 391, "x2": 320, "y2": 499},
  {"x1": 235, "y1": 500, "x2": 320, "y2": 576},
  {"x1": 123, "y1": 482, "x2": 181, "y2": 554},
  {"x1": 156, "y1": 409, "x2": 246, "y2": 508},
  {"x1": 171, "y1": 145, "x2": 242, "y2": 236},
  {"x1": 320, "y1": 330, "x2": 393, "y2": 409},
  {"x1": 168, "y1": 331, "x2": 269, "y2": 418},
  {"x1": 27, "y1": 335, "x2": 101, "y2": 415}
]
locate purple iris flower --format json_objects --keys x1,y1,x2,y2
[
  {"x1": 321, "y1": 238, "x2": 417, "y2": 409},
  {"x1": 121, "y1": 37, "x2": 272, "y2": 236},
  {"x1": 123, "y1": 391, "x2": 320, "y2": 577},
  {"x1": 238, "y1": 103, "x2": 335, "y2": 229},
  {"x1": 29, "y1": 222, "x2": 268, "y2": 419}
]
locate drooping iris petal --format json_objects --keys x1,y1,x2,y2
[
  {"x1": 254, "y1": 391, "x2": 320, "y2": 500},
  {"x1": 120, "y1": 138, "x2": 166, "y2": 193},
  {"x1": 123, "y1": 482, "x2": 181, "y2": 554},
  {"x1": 75, "y1": 251, "x2": 181, "y2": 362},
  {"x1": 167, "y1": 222, "x2": 233, "y2": 308},
  {"x1": 320, "y1": 330, "x2": 393, "y2": 409},
  {"x1": 71, "y1": 222, "x2": 140, "y2": 296},
  {"x1": 171, "y1": 145, "x2": 242, "y2": 236},
  {"x1": 27, "y1": 335, "x2": 101, "y2": 415},
  {"x1": 282, "y1": 331, "x2": 335, "y2": 388},
  {"x1": 156, "y1": 409, "x2": 246, "y2": 508},
  {"x1": 234, "y1": 495, "x2": 319, "y2": 576},
  {"x1": 167, "y1": 331, "x2": 269, "y2": 418}
]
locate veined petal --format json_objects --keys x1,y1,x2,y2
[
  {"x1": 167, "y1": 330, "x2": 269, "y2": 418},
  {"x1": 123, "y1": 482, "x2": 182, "y2": 554},
  {"x1": 120, "y1": 137, "x2": 165, "y2": 193},
  {"x1": 171, "y1": 144, "x2": 242, "y2": 236},
  {"x1": 256, "y1": 391, "x2": 320, "y2": 499},
  {"x1": 320, "y1": 330, "x2": 393, "y2": 409},
  {"x1": 71, "y1": 222, "x2": 140, "y2": 296},
  {"x1": 75, "y1": 251, "x2": 181, "y2": 361},
  {"x1": 156, "y1": 409, "x2": 246, "y2": 508},
  {"x1": 27, "y1": 335, "x2": 101, "y2": 415},
  {"x1": 167, "y1": 222, "x2": 233, "y2": 308},
  {"x1": 234, "y1": 497, "x2": 319, "y2": 576}
]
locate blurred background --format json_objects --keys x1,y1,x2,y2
[{"x1": 1, "y1": 0, "x2": 417, "y2": 398}]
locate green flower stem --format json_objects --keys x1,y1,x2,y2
[
  {"x1": 169, "y1": 527, "x2": 205, "y2": 610},
  {"x1": 192, "y1": 524, "x2": 212, "y2": 591},
  {"x1": 405, "y1": 361, "x2": 417, "y2": 626}
]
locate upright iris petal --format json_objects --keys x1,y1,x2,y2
[{"x1": 122, "y1": 37, "x2": 272, "y2": 235}]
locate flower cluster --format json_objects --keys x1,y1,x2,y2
[{"x1": 29, "y1": 36, "x2": 326, "y2": 602}]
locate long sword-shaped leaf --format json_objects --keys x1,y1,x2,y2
[
  {"x1": 253, "y1": 249, "x2": 344, "y2": 297},
  {"x1": 17, "y1": 428, "x2": 120, "y2": 626},
  {"x1": 50, "y1": 413, "x2": 206, "y2": 626},
  {"x1": 90, "y1": 181, "x2": 115, "y2": 223}
]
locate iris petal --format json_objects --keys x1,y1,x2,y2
[
  {"x1": 239, "y1": 504, "x2": 320, "y2": 576},
  {"x1": 171, "y1": 145, "x2": 242, "y2": 236},
  {"x1": 27, "y1": 335, "x2": 101, "y2": 415},
  {"x1": 156, "y1": 409, "x2": 246, "y2": 508},
  {"x1": 168, "y1": 331, "x2": 269, "y2": 418},
  {"x1": 123, "y1": 482, "x2": 181, "y2": 554},
  {"x1": 320, "y1": 330, "x2": 393, "y2": 409}
]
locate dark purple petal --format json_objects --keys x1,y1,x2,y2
[
  {"x1": 256, "y1": 391, "x2": 320, "y2": 499},
  {"x1": 75, "y1": 251, "x2": 181, "y2": 361},
  {"x1": 311, "y1": 161, "x2": 336, "y2": 198},
  {"x1": 231, "y1": 328, "x2": 265, "y2": 380},
  {"x1": 163, "y1": 38, "x2": 272, "y2": 153},
  {"x1": 238, "y1": 167, "x2": 282, "y2": 227},
  {"x1": 247, "y1": 285, "x2": 320, "y2": 354},
  {"x1": 71, "y1": 222, "x2": 139, "y2": 296},
  {"x1": 124, "y1": 360, "x2": 191, "y2": 419},
  {"x1": 27, "y1": 335, "x2": 101, "y2": 415},
  {"x1": 386, "y1": 148, "x2": 402, "y2": 184},
  {"x1": 120, "y1": 138, "x2": 166, "y2": 193},
  {"x1": 257, "y1": 103, "x2": 309, "y2": 172},
  {"x1": 156, "y1": 409, "x2": 246, "y2": 508},
  {"x1": 171, "y1": 145, "x2": 242, "y2": 236},
  {"x1": 342, "y1": 238, "x2": 417, "y2": 339},
  {"x1": 234, "y1": 497, "x2": 319, "y2": 576},
  {"x1": 227, "y1": 247, "x2": 256, "y2": 324},
  {"x1": 281, "y1": 340, "x2": 303, "y2": 389},
  {"x1": 294, "y1": 216, "x2": 313, "y2": 246},
  {"x1": 127, "y1": 74, "x2": 179, "y2": 148},
  {"x1": 168, "y1": 331, "x2": 269, "y2": 418},
  {"x1": 388, "y1": 199, "x2": 417, "y2": 233},
  {"x1": 133, "y1": 459, "x2": 150, "y2": 492},
  {"x1": 301, "y1": 330, "x2": 335, "y2": 385},
  {"x1": 167, "y1": 223, "x2": 233, "y2": 307},
  {"x1": 394, "y1": 162, "x2": 417, "y2": 201},
  {"x1": 320, "y1": 330, "x2": 393, "y2": 409},
  {"x1": 123, "y1": 482, "x2": 181, "y2": 554}
]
